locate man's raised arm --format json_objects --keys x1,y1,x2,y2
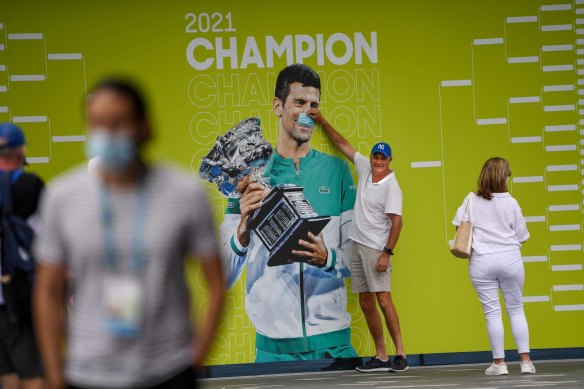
[{"x1": 309, "y1": 109, "x2": 356, "y2": 163}]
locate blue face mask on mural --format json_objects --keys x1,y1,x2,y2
[
  {"x1": 296, "y1": 113, "x2": 315, "y2": 128},
  {"x1": 85, "y1": 129, "x2": 137, "y2": 172}
]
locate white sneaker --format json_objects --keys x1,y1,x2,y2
[
  {"x1": 485, "y1": 363, "x2": 509, "y2": 376},
  {"x1": 520, "y1": 361, "x2": 536, "y2": 374}
]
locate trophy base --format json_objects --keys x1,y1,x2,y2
[
  {"x1": 266, "y1": 216, "x2": 331, "y2": 267},
  {"x1": 247, "y1": 185, "x2": 331, "y2": 267}
]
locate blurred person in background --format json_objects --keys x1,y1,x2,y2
[{"x1": 0, "y1": 123, "x2": 44, "y2": 389}]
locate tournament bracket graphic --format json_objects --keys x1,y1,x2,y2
[{"x1": 2, "y1": 0, "x2": 583, "y2": 365}]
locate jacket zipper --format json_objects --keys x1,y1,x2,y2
[
  {"x1": 296, "y1": 161, "x2": 307, "y2": 349},
  {"x1": 300, "y1": 262, "x2": 308, "y2": 349}
]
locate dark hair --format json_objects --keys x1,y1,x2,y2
[
  {"x1": 89, "y1": 78, "x2": 147, "y2": 121},
  {"x1": 274, "y1": 64, "x2": 321, "y2": 103}
]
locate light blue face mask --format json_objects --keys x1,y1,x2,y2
[
  {"x1": 85, "y1": 129, "x2": 137, "y2": 172},
  {"x1": 296, "y1": 113, "x2": 315, "y2": 128}
]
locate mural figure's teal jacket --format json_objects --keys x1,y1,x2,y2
[{"x1": 220, "y1": 149, "x2": 356, "y2": 354}]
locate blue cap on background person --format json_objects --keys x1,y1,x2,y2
[
  {"x1": 0, "y1": 123, "x2": 26, "y2": 149},
  {"x1": 370, "y1": 142, "x2": 392, "y2": 158}
]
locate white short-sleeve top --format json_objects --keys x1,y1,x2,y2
[
  {"x1": 349, "y1": 152, "x2": 403, "y2": 250},
  {"x1": 452, "y1": 192, "x2": 529, "y2": 255}
]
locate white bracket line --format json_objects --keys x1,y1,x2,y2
[
  {"x1": 543, "y1": 65, "x2": 574, "y2": 72},
  {"x1": 541, "y1": 24, "x2": 573, "y2": 31},
  {"x1": 523, "y1": 256, "x2": 548, "y2": 263},
  {"x1": 544, "y1": 105, "x2": 576, "y2": 112},
  {"x1": 546, "y1": 164, "x2": 578, "y2": 171},
  {"x1": 506, "y1": 16, "x2": 537, "y2": 23},
  {"x1": 511, "y1": 136, "x2": 542, "y2": 143},
  {"x1": 544, "y1": 124, "x2": 575, "y2": 132},
  {"x1": 513, "y1": 176, "x2": 544, "y2": 183},
  {"x1": 7, "y1": 33, "x2": 43, "y2": 40},
  {"x1": 473, "y1": 38, "x2": 504, "y2": 45},
  {"x1": 553, "y1": 284, "x2": 584, "y2": 291},
  {"x1": 550, "y1": 224, "x2": 581, "y2": 231},
  {"x1": 543, "y1": 85, "x2": 574, "y2": 92},
  {"x1": 554, "y1": 304, "x2": 584, "y2": 311},
  {"x1": 440, "y1": 80, "x2": 472, "y2": 87},
  {"x1": 47, "y1": 53, "x2": 82, "y2": 60},
  {"x1": 525, "y1": 216, "x2": 546, "y2": 222},
  {"x1": 12, "y1": 116, "x2": 48, "y2": 123},
  {"x1": 509, "y1": 96, "x2": 540, "y2": 103},
  {"x1": 548, "y1": 184, "x2": 579, "y2": 191},
  {"x1": 545, "y1": 145, "x2": 577, "y2": 152},
  {"x1": 10, "y1": 75, "x2": 45, "y2": 82},
  {"x1": 542, "y1": 44, "x2": 573, "y2": 51},
  {"x1": 26, "y1": 157, "x2": 49, "y2": 164},
  {"x1": 477, "y1": 118, "x2": 507, "y2": 125},
  {"x1": 507, "y1": 56, "x2": 539, "y2": 63},
  {"x1": 523, "y1": 296, "x2": 550, "y2": 302},
  {"x1": 548, "y1": 204, "x2": 580, "y2": 211},
  {"x1": 550, "y1": 244, "x2": 582, "y2": 251},
  {"x1": 52, "y1": 135, "x2": 86, "y2": 142},
  {"x1": 411, "y1": 161, "x2": 442, "y2": 168},
  {"x1": 552, "y1": 264, "x2": 583, "y2": 271},
  {"x1": 540, "y1": 4, "x2": 572, "y2": 12}
]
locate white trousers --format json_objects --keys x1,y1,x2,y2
[{"x1": 469, "y1": 249, "x2": 530, "y2": 359}]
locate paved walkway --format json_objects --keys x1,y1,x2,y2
[{"x1": 201, "y1": 360, "x2": 584, "y2": 389}]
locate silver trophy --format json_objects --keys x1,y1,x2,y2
[
  {"x1": 199, "y1": 117, "x2": 272, "y2": 197},
  {"x1": 199, "y1": 117, "x2": 329, "y2": 266}
]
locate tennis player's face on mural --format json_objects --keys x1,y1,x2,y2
[{"x1": 274, "y1": 82, "x2": 320, "y2": 144}]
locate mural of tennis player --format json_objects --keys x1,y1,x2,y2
[{"x1": 219, "y1": 64, "x2": 361, "y2": 369}]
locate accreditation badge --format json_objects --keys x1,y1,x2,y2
[{"x1": 102, "y1": 274, "x2": 143, "y2": 338}]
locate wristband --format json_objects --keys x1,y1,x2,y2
[{"x1": 383, "y1": 246, "x2": 394, "y2": 255}]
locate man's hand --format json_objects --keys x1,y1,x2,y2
[
  {"x1": 308, "y1": 107, "x2": 356, "y2": 162},
  {"x1": 307, "y1": 107, "x2": 325, "y2": 126},
  {"x1": 292, "y1": 232, "x2": 328, "y2": 268},
  {"x1": 376, "y1": 252, "x2": 391, "y2": 273},
  {"x1": 236, "y1": 182, "x2": 269, "y2": 247}
]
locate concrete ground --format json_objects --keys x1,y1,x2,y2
[{"x1": 200, "y1": 360, "x2": 584, "y2": 389}]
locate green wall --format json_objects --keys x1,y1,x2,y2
[{"x1": 1, "y1": 0, "x2": 582, "y2": 365}]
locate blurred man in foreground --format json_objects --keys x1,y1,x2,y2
[{"x1": 34, "y1": 79, "x2": 224, "y2": 388}]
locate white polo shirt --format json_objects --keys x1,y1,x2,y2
[
  {"x1": 349, "y1": 152, "x2": 403, "y2": 251},
  {"x1": 452, "y1": 192, "x2": 529, "y2": 255}
]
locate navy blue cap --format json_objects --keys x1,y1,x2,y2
[
  {"x1": 370, "y1": 142, "x2": 392, "y2": 158},
  {"x1": 0, "y1": 123, "x2": 25, "y2": 148}
]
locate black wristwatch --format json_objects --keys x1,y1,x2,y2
[{"x1": 383, "y1": 246, "x2": 394, "y2": 255}]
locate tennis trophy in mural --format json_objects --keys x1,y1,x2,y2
[{"x1": 199, "y1": 117, "x2": 330, "y2": 266}]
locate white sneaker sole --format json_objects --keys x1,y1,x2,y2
[
  {"x1": 392, "y1": 366, "x2": 409, "y2": 373},
  {"x1": 356, "y1": 367, "x2": 391, "y2": 373}
]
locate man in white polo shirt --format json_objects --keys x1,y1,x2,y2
[{"x1": 312, "y1": 110, "x2": 408, "y2": 373}]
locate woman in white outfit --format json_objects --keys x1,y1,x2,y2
[{"x1": 453, "y1": 157, "x2": 536, "y2": 376}]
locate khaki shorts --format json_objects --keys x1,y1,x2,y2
[{"x1": 351, "y1": 241, "x2": 391, "y2": 293}]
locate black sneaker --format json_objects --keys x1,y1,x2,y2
[
  {"x1": 321, "y1": 357, "x2": 363, "y2": 371},
  {"x1": 391, "y1": 355, "x2": 409, "y2": 372},
  {"x1": 356, "y1": 357, "x2": 392, "y2": 372}
]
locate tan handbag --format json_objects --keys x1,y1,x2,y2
[{"x1": 450, "y1": 193, "x2": 474, "y2": 259}]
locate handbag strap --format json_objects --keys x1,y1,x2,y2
[{"x1": 464, "y1": 192, "x2": 474, "y2": 223}]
